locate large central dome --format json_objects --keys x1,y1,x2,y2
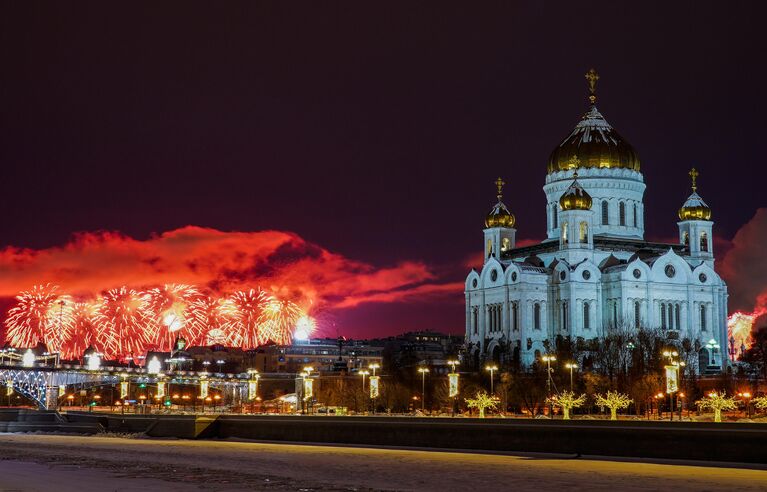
[{"x1": 547, "y1": 104, "x2": 640, "y2": 174}]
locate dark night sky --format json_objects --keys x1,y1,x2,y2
[{"x1": 1, "y1": 2, "x2": 766, "y2": 338}]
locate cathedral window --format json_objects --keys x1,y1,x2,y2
[
  {"x1": 700, "y1": 232, "x2": 709, "y2": 252},
  {"x1": 534, "y1": 303, "x2": 541, "y2": 330},
  {"x1": 675, "y1": 304, "x2": 681, "y2": 331},
  {"x1": 472, "y1": 308, "x2": 478, "y2": 335},
  {"x1": 512, "y1": 302, "x2": 519, "y2": 331},
  {"x1": 613, "y1": 302, "x2": 618, "y2": 327},
  {"x1": 633, "y1": 203, "x2": 637, "y2": 227},
  {"x1": 562, "y1": 222, "x2": 568, "y2": 243},
  {"x1": 501, "y1": 237, "x2": 511, "y2": 251},
  {"x1": 700, "y1": 304, "x2": 707, "y2": 332},
  {"x1": 619, "y1": 202, "x2": 626, "y2": 226},
  {"x1": 668, "y1": 303, "x2": 674, "y2": 330},
  {"x1": 552, "y1": 204, "x2": 558, "y2": 229},
  {"x1": 634, "y1": 301, "x2": 641, "y2": 329},
  {"x1": 579, "y1": 222, "x2": 588, "y2": 243},
  {"x1": 683, "y1": 231, "x2": 689, "y2": 247},
  {"x1": 562, "y1": 302, "x2": 568, "y2": 331},
  {"x1": 661, "y1": 304, "x2": 667, "y2": 330},
  {"x1": 487, "y1": 239, "x2": 493, "y2": 258},
  {"x1": 601, "y1": 201, "x2": 609, "y2": 225},
  {"x1": 583, "y1": 302, "x2": 590, "y2": 330}
]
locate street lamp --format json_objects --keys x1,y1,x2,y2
[
  {"x1": 484, "y1": 364, "x2": 498, "y2": 394},
  {"x1": 738, "y1": 391, "x2": 752, "y2": 418},
  {"x1": 564, "y1": 362, "x2": 578, "y2": 392},
  {"x1": 417, "y1": 367, "x2": 429, "y2": 411},
  {"x1": 447, "y1": 360, "x2": 459, "y2": 373},
  {"x1": 359, "y1": 369, "x2": 369, "y2": 392},
  {"x1": 369, "y1": 363, "x2": 380, "y2": 377},
  {"x1": 541, "y1": 355, "x2": 556, "y2": 395},
  {"x1": 216, "y1": 359, "x2": 225, "y2": 374}
]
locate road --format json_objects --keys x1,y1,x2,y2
[{"x1": 0, "y1": 434, "x2": 765, "y2": 491}]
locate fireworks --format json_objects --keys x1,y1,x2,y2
[
  {"x1": 727, "y1": 307, "x2": 767, "y2": 360},
  {"x1": 3, "y1": 283, "x2": 314, "y2": 360}
]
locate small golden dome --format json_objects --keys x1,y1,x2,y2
[
  {"x1": 678, "y1": 168, "x2": 712, "y2": 221},
  {"x1": 485, "y1": 177, "x2": 516, "y2": 228},
  {"x1": 559, "y1": 173, "x2": 592, "y2": 211},
  {"x1": 548, "y1": 70, "x2": 640, "y2": 174}
]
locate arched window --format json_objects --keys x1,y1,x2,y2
[
  {"x1": 487, "y1": 239, "x2": 493, "y2": 258},
  {"x1": 675, "y1": 304, "x2": 681, "y2": 330},
  {"x1": 552, "y1": 204, "x2": 558, "y2": 229},
  {"x1": 501, "y1": 237, "x2": 511, "y2": 251},
  {"x1": 668, "y1": 303, "x2": 674, "y2": 330},
  {"x1": 583, "y1": 302, "x2": 590, "y2": 330},
  {"x1": 700, "y1": 304, "x2": 707, "y2": 331},
  {"x1": 601, "y1": 201, "x2": 609, "y2": 225},
  {"x1": 683, "y1": 231, "x2": 689, "y2": 246},
  {"x1": 619, "y1": 202, "x2": 626, "y2": 226},
  {"x1": 534, "y1": 303, "x2": 541, "y2": 330},
  {"x1": 613, "y1": 302, "x2": 618, "y2": 327},
  {"x1": 634, "y1": 301, "x2": 641, "y2": 329},
  {"x1": 472, "y1": 308, "x2": 478, "y2": 335},
  {"x1": 579, "y1": 222, "x2": 588, "y2": 243},
  {"x1": 512, "y1": 302, "x2": 519, "y2": 331},
  {"x1": 562, "y1": 301, "x2": 568, "y2": 330},
  {"x1": 700, "y1": 232, "x2": 709, "y2": 252},
  {"x1": 633, "y1": 203, "x2": 637, "y2": 227},
  {"x1": 661, "y1": 303, "x2": 667, "y2": 330}
]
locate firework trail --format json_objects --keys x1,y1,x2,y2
[
  {"x1": 4, "y1": 284, "x2": 71, "y2": 352},
  {"x1": 259, "y1": 299, "x2": 303, "y2": 345},
  {"x1": 146, "y1": 284, "x2": 203, "y2": 351},
  {"x1": 59, "y1": 301, "x2": 99, "y2": 360},
  {"x1": 189, "y1": 296, "x2": 233, "y2": 346},
  {"x1": 94, "y1": 287, "x2": 153, "y2": 360},
  {"x1": 223, "y1": 289, "x2": 274, "y2": 349}
]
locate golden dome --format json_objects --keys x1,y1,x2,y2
[
  {"x1": 547, "y1": 70, "x2": 640, "y2": 174},
  {"x1": 485, "y1": 177, "x2": 516, "y2": 228},
  {"x1": 559, "y1": 173, "x2": 592, "y2": 211},
  {"x1": 678, "y1": 168, "x2": 712, "y2": 221}
]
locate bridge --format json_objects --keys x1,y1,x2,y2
[{"x1": 0, "y1": 351, "x2": 257, "y2": 410}]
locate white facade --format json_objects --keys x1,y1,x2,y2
[{"x1": 465, "y1": 102, "x2": 728, "y2": 374}]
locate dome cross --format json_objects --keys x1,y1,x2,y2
[
  {"x1": 689, "y1": 168, "x2": 699, "y2": 192},
  {"x1": 495, "y1": 177, "x2": 505, "y2": 200},
  {"x1": 585, "y1": 68, "x2": 599, "y2": 104}
]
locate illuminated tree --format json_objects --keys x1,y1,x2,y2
[
  {"x1": 595, "y1": 391, "x2": 632, "y2": 420},
  {"x1": 696, "y1": 392, "x2": 737, "y2": 423},
  {"x1": 465, "y1": 390, "x2": 498, "y2": 418},
  {"x1": 547, "y1": 391, "x2": 586, "y2": 420},
  {"x1": 753, "y1": 396, "x2": 767, "y2": 412}
]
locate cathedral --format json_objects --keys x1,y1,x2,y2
[{"x1": 465, "y1": 70, "x2": 728, "y2": 373}]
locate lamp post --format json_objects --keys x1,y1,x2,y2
[
  {"x1": 369, "y1": 363, "x2": 380, "y2": 377},
  {"x1": 359, "y1": 370, "x2": 369, "y2": 392},
  {"x1": 738, "y1": 392, "x2": 752, "y2": 418},
  {"x1": 564, "y1": 363, "x2": 577, "y2": 392},
  {"x1": 484, "y1": 364, "x2": 498, "y2": 394},
  {"x1": 216, "y1": 359, "x2": 225, "y2": 374},
  {"x1": 542, "y1": 354, "x2": 556, "y2": 417},
  {"x1": 417, "y1": 367, "x2": 429, "y2": 412},
  {"x1": 662, "y1": 350, "x2": 685, "y2": 421}
]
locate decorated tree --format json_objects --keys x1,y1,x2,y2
[
  {"x1": 465, "y1": 390, "x2": 498, "y2": 418},
  {"x1": 696, "y1": 392, "x2": 737, "y2": 422},
  {"x1": 595, "y1": 391, "x2": 632, "y2": 420},
  {"x1": 753, "y1": 396, "x2": 767, "y2": 413},
  {"x1": 547, "y1": 391, "x2": 587, "y2": 420}
]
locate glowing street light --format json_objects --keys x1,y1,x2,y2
[
  {"x1": 216, "y1": 359, "x2": 225, "y2": 373},
  {"x1": 369, "y1": 363, "x2": 380, "y2": 377},
  {"x1": 417, "y1": 367, "x2": 430, "y2": 411},
  {"x1": 541, "y1": 354, "x2": 556, "y2": 396},
  {"x1": 564, "y1": 362, "x2": 578, "y2": 392},
  {"x1": 359, "y1": 369, "x2": 370, "y2": 392},
  {"x1": 484, "y1": 364, "x2": 498, "y2": 394}
]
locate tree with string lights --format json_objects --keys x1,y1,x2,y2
[
  {"x1": 547, "y1": 391, "x2": 586, "y2": 420},
  {"x1": 465, "y1": 390, "x2": 498, "y2": 419},
  {"x1": 595, "y1": 391, "x2": 632, "y2": 420},
  {"x1": 696, "y1": 391, "x2": 737, "y2": 423}
]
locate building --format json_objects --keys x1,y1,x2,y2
[
  {"x1": 465, "y1": 70, "x2": 728, "y2": 373},
  {"x1": 252, "y1": 337, "x2": 383, "y2": 374}
]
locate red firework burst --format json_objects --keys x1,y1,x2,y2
[
  {"x1": 93, "y1": 287, "x2": 152, "y2": 360},
  {"x1": 59, "y1": 301, "x2": 100, "y2": 360},
  {"x1": 4, "y1": 284, "x2": 71, "y2": 352},
  {"x1": 189, "y1": 296, "x2": 233, "y2": 346},
  {"x1": 145, "y1": 284, "x2": 203, "y2": 351},
  {"x1": 259, "y1": 299, "x2": 303, "y2": 345},
  {"x1": 223, "y1": 289, "x2": 273, "y2": 349}
]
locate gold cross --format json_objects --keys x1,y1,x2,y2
[
  {"x1": 689, "y1": 168, "x2": 699, "y2": 192},
  {"x1": 585, "y1": 68, "x2": 599, "y2": 104},
  {"x1": 495, "y1": 177, "x2": 505, "y2": 199}
]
